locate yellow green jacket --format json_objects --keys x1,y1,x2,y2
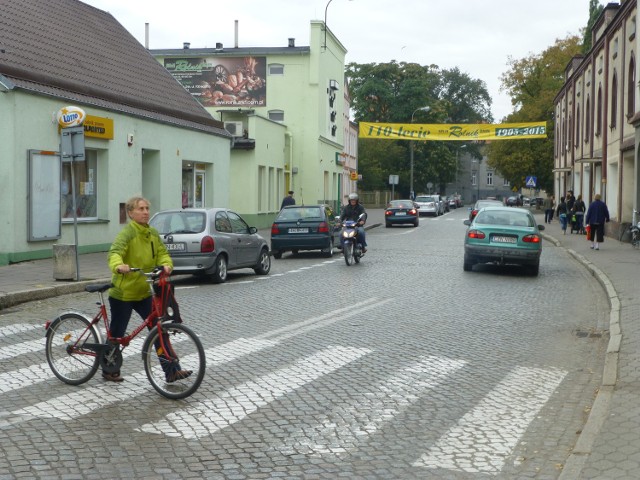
[{"x1": 108, "y1": 221, "x2": 173, "y2": 302}]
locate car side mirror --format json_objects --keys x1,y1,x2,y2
[
  {"x1": 249, "y1": 227, "x2": 257, "y2": 234},
  {"x1": 537, "y1": 225, "x2": 545, "y2": 231},
  {"x1": 463, "y1": 220, "x2": 471, "y2": 226}
]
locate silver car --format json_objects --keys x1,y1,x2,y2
[
  {"x1": 414, "y1": 195, "x2": 442, "y2": 216},
  {"x1": 149, "y1": 208, "x2": 271, "y2": 283}
]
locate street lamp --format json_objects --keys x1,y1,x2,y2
[
  {"x1": 323, "y1": 0, "x2": 354, "y2": 50},
  {"x1": 410, "y1": 106, "x2": 430, "y2": 199}
]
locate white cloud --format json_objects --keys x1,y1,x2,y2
[{"x1": 84, "y1": 0, "x2": 592, "y2": 121}]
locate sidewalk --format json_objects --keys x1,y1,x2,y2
[{"x1": 0, "y1": 213, "x2": 637, "y2": 477}]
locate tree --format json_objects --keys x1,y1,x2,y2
[
  {"x1": 583, "y1": 0, "x2": 604, "y2": 54},
  {"x1": 487, "y1": 35, "x2": 583, "y2": 192},
  {"x1": 347, "y1": 62, "x2": 492, "y2": 197}
]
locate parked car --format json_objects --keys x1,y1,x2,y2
[
  {"x1": 149, "y1": 208, "x2": 271, "y2": 283},
  {"x1": 270, "y1": 204, "x2": 339, "y2": 259},
  {"x1": 469, "y1": 199, "x2": 504, "y2": 221},
  {"x1": 385, "y1": 199, "x2": 419, "y2": 227},
  {"x1": 447, "y1": 196, "x2": 457, "y2": 209},
  {"x1": 462, "y1": 206, "x2": 545, "y2": 275},
  {"x1": 506, "y1": 196, "x2": 519, "y2": 206},
  {"x1": 415, "y1": 195, "x2": 441, "y2": 216}
]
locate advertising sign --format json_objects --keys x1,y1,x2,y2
[
  {"x1": 164, "y1": 56, "x2": 267, "y2": 107},
  {"x1": 56, "y1": 106, "x2": 86, "y2": 128},
  {"x1": 359, "y1": 122, "x2": 547, "y2": 141}
]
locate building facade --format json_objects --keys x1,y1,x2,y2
[
  {"x1": 554, "y1": 0, "x2": 637, "y2": 233},
  {"x1": 151, "y1": 21, "x2": 354, "y2": 228},
  {"x1": 0, "y1": 0, "x2": 230, "y2": 265}
]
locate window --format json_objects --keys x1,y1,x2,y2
[
  {"x1": 585, "y1": 96, "x2": 591, "y2": 139},
  {"x1": 596, "y1": 86, "x2": 603, "y2": 135},
  {"x1": 268, "y1": 110, "x2": 284, "y2": 122},
  {"x1": 227, "y1": 211, "x2": 250, "y2": 234},
  {"x1": 575, "y1": 105, "x2": 581, "y2": 147},
  {"x1": 486, "y1": 171, "x2": 493, "y2": 186},
  {"x1": 61, "y1": 149, "x2": 97, "y2": 219},
  {"x1": 503, "y1": 178, "x2": 510, "y2": 187},
  {"x1": 611, "y1": 72, "x2": 618, "y2": 128},
  {"x1": 268, "y1": 63, "x2": 284, "y2": 75},
  {"x1": 471, "y1": 172, "x2": 477, "y2": 186},
  {"x1": 628, "y1": 57, "x2": 636, "y2": 116}
]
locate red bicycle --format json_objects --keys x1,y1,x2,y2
[{"x1": 44, "y1": 268, "x2": 205, "y2": 399}]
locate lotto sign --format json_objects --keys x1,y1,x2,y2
[
  {"x1": 350, "y1": 172, "x2": 358, "y2": 181},
  {"x1": 56, "y1": 106, "x2": 86, "y2": 128}
]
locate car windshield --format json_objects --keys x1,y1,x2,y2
[
  {"x1": 389, "y1": 201, "x2": 413, "y2": 208},
  {"x1": 416, "y1": 196, "x2": 434, "y2": 202},
  {"x1": 150, "y1": 211, "x2": 206, "y2": 234},
  {"x1": 277, "y1": 207, "x2": 323, "y2": 221},
  {"x1": 475, "y1": 210, "x2": 533, "y2": 227}
]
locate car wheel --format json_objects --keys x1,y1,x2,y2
[
  {"x1": 463, "y1": 254, "x2": 474, "y2": 272},
  {"x1": 413, "y1": 220, "x2": 419, "y2": 227},
  {"x1": 292, "y1": 249, "x2": 299, "y2": 256},
  {"x1": 211, "y1": 254, "x2": 228, "y2": 283},
  {"x1": 321, "y1": 240, "x2": 334, "y2": 258},
  {"x1": 385, "y1": 223, "x2": 391, "y2": 228},
  {"x1": 273, "y1": 250, "x2": 283, "y2": 259},
  {"x1": 253, "y1": 249, "x2": 271, "y2": 275},
  {"x1": 528, "y1": 262, "x2": 540, "y2": 276}
]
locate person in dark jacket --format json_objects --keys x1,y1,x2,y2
[
  {"x1": 566, "y1": 190, "x2": 576, "y2": 213},
  {"x1": 280, "y1": 191, "x2": 295, "y2": 209},
  {"x1": 585, "y1": 194, "x2": 610, "y2": 250},
  {"x1": 339, "y1": 193, "x2": 368, "y2": 252},
  {"x1": 556, "y1": 197, "x2": 568, "y2": 235}
]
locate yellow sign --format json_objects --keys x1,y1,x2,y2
[
  {"x1": 359, "y1": 122, "x2": 547, "y2": 141},
  {"x1": 83, "y1": 115, "x2": 114, "y2": 140},
  {"x1": 350, "y1": 172, "x2": 358, "y2": 181}
]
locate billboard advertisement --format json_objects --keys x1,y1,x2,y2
[{"x1": 164, "y1": 56, "x2": 266, "y2": 107}]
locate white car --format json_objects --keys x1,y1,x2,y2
[{"x1": 414, "y1": 195, "x2": 442, "y2": 216}]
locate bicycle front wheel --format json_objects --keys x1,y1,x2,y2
[
  {"x1": 141, "y1": 323, "x2": 206, "y2": 400},
  {"x1": 45, "y1": 313, "x2": 101, "y2": 385}
]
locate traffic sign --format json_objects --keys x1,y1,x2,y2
[{"x1": 525, "y1": 176, "x2": 537, "y2": 188}]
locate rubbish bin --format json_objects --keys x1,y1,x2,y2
[{"x1": 53, "y1": 244, "x2": 77, "y2": 280}]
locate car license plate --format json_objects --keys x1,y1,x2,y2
[
  {"x1": 492, "y1": 235, "x2": 516, "y2": 244},
  {"x1": 396, "y1": 212, "x2": 406, "y2": 216},
  {"x1": 165, "y1": 243, "x2": 186, "y2": 251},
  {"x1": 288, "y1": 228, "x2": 309, "y2": 233}
]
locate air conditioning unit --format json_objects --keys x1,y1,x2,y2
[{"x1": 224, "y1": 121, "x2": 243, "y2": 137}]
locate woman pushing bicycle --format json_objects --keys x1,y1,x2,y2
[{"x1": 105, "y1": 195, "x2": 190, "y2": 383}]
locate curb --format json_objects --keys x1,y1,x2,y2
[
  {"x1": 0, "y1": 277, "x2": 111, "y2": 310},
  {"x1": 543, "y1": 233, "x2": 619, "y2": 480}
]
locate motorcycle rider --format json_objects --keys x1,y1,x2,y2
[{"x1": 339, "y1": 193, "x2": 368, "y2": 253}]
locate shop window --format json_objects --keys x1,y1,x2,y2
[{"x1": 61, "y1": 150, "x2": 97, "y2": 219}]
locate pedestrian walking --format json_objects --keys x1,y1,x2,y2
[
  {"x1": 556, "y1": 196, "x2": 568, "y2": 234},
  {"x1": 585, "y1": 194, "x2": 610, "y2": 250},
  {"x1": 280, "y1": 190, "x2": 295, "y2": 209},
  {"x1": 543, "y1": 195, "x2": 554, "y2": 223}
]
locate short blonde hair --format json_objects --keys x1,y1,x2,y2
[
  {"x1": 126, "y1": 196, "x2": 150, "y2": 213},
  {"x1": 594, "y1": 194, "x2": 601, "y2": 201}
]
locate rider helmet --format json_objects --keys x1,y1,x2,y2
[{"x1": 348, "y1": 193, "x2": 359, "y2": 201}]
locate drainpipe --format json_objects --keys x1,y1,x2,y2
[
  {"x1": 285, "y1": 131, "x2": 294, "y2": 191},
  {"x1": 602, "y1": 37, "x2": 609, "y2": 201}
]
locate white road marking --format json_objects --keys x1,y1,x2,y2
[
  {"x1": 278, "y1": 355, "x2": 466, "y2": 455},
  {"x1": 412, "y1": 366, "x2": 566, "y2": 474},
  {"x1": 136, "y1": 346, "x2": 371, "y2": 439},
  {"x1": 0, "y1": 323, "x2": 42, "y2": 338}
]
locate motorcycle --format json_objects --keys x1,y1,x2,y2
[{"x1": 339, "y1": 213, "x2": 367, "y2": 266}]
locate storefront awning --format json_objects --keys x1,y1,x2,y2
[{"x1": 575, "y1": 157, "x2": 603, "y2": 164}]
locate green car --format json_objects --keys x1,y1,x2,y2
[
  {"x1": 463, "y1": 206, "x2": 545, "y2": 276},
  {"x1": 271, "y1": 204, "x2": 340, "y2": 259}
]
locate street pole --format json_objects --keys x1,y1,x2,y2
[{"x1": 410, "y1": 106, "x2": 430, "y2": 199}]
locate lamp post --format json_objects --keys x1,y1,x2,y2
[
  {"x1": 324, "y1": 0, "x2": 353, "y2": 50},
  {"x1": 410, "y1": 106, "x2": 430, "y2": 199}
]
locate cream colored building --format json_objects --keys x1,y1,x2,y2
[{"x1": 554, "y1": 0, "x2": 637, "y2": 231}]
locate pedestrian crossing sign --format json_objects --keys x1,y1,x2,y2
[{"x1": 525, "y1": 176, "x2": 537, "y2": 188}]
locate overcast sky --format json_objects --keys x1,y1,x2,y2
[{"x1": 83, "y1": 0, "x2": 595, "y2": 121}]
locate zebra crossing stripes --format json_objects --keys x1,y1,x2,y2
[
  {"x1": 413, "y1": 366, "x2": 567, "y2": 473},
  {"x1": 0, "y1": 323, "x2": 41, "y2": 338},
  {"x1": 136, "y1": 346, "x2": 371, "y2": 439}
]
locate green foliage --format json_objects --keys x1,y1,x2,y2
[
  {"x1": 487, "y1": 35, "x2": 583, "y2": 192},
  {"x1": 347, "y1": 62, "x2": 492, "y2": 197},
  {"x1": 583, "y1": 0, "x2": 604, "y2": 54}
]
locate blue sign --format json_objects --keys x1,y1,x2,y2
[{"x1": 525, "y1": 176, "x2": 537, "y2": 188}]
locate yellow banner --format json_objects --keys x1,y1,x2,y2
[{"x1": 359, "y1": 122, "x2": 547, "y2": 141}]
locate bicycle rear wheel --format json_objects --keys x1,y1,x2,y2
[
  {"x1": 45, "y1": 313, "x2": 101, "y2": 385},
  {"x1": 141, "y1": 322, "x2": 205, "y2": 399}
]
